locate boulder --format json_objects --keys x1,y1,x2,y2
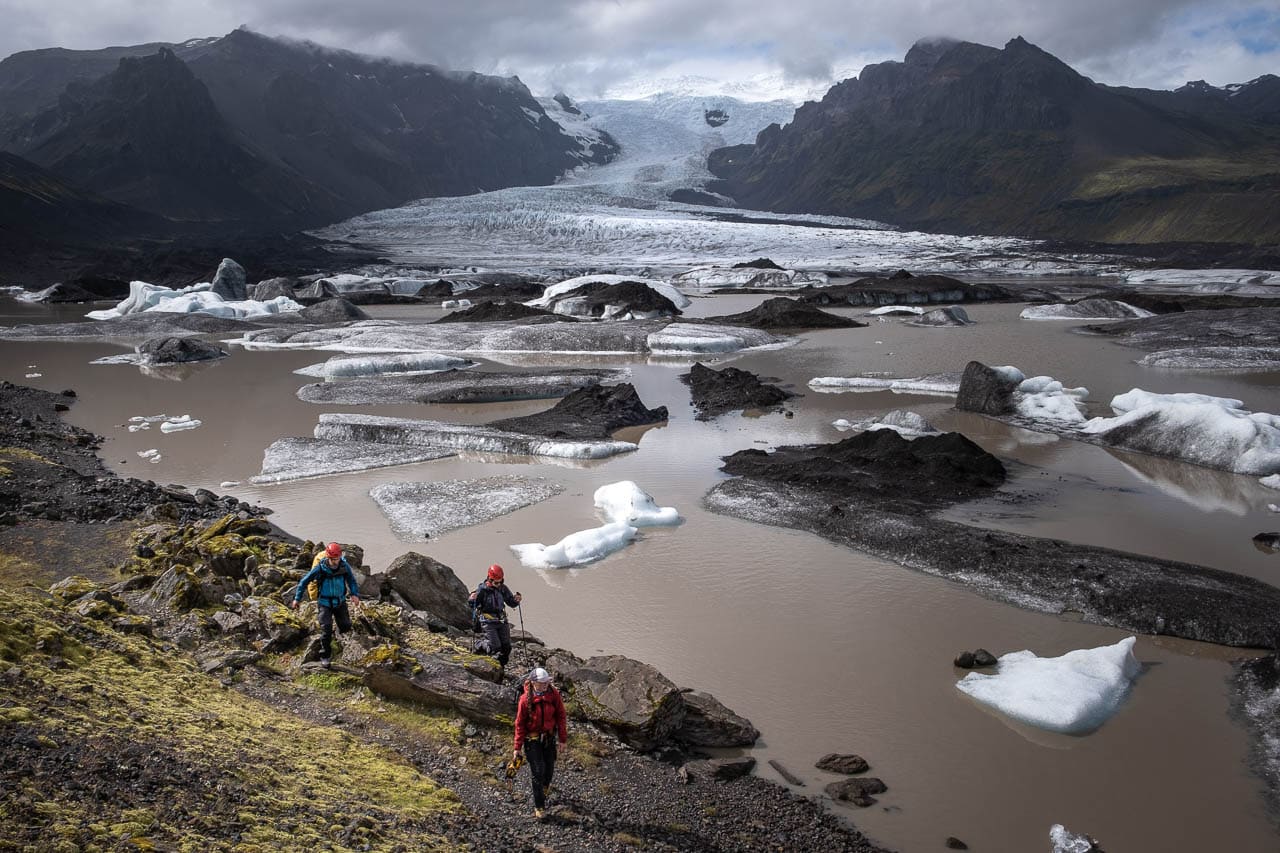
[
  {"x1": 383, "y1": 553, "x2": 472, "y2": 630},
  {"x1": 824, "y1": 776, "x2": 887, "y2": 806},
  {"x1": 815, "y1": 753, "x2": 870, "y2": 774},
  {"x1": 1253, "y1": 532, "x2": 1280, "y2": 552},
  {"x1": 239, "y1": 596, "x2": 309, "y2": 650},
  {"x1": 363, "y1": 648, "x2": 515, "y2": 723},
  {"x1": 558, "y1": 655, "x2": 685, "y2": 750},
  {"x1": 209, "y1": 258, "x2": 248, "y2": 301},
  {"x1": 914, "y1": 306, "x2": 973, "y2": 326},
  {"x1": 251, "y1": 277, "x2": 297, "y2": 301},
  {"x1": 675, "y1": 690, "x2": 760, "y2": 747},
  {"x1": 298, "y1": 298, "x2": 371, "y2": 323},
  {"x1": 295, "y1": 280, "x2": 339, "y2": 302},
  {"x1": 973, "y1": 648, "x2": 997, "y2": 667},
  {"x1": 142, "y1": 566, "x2": 205, "y2": 612},
  {"x1": 682, "y1": 756, "x2": 757, "y2": 781},
  {"x1": 26, "y1": 282, "x2": 100, "y2": 303},
  {"x1": 955, "y1": 361, "x2": 1019, "y2": 416}
]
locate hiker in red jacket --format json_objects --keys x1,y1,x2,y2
[{"x1": 513, "y1": 667, "x2": 568, "y2": 818}]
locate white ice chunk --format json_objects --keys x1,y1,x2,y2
[
  {"x1": 530, "y1": 274, "x2": 691, "y2": 310},
  {"x1": 251, "y1": 437, "x2": 456, "y2": 484},
  {"x1": 670, "y1": 266, "x2": 828, "y2": 290},
  {"x1": 86, "y1": 279, "x2": 301, "y2": 320},
  {"x1": 594, "y1": 480, "x2": 681, "y2": 526},
  {"x1": 91, "y1": 354, "x2": 143, "y2": 365},
  {"x1": 1269, "y1": 504, "x2": 1280, "y2": 512},
  {"x1": 808, "y1": 374, "x2": 961, "y2": 396},
  {"x1": 24, "y1": 373, "x2": 41, "y2": 378},
  {"x1": 371, "y1": 476, "x2": 564, "y2": 541},
  {"x1": 867, "y1": 305, "x2": 923, "y2": 315},
  {"x1": 294, "y1": 351, "x2": 472, "y2": 379},
  {"x1": 314, "y1": 413, "x2": 638, "y2": 460},
  {"x1": 1014, "y1": 376, "x2": 1089, "y2": 424},
  {"x1": 160, "y1": 415, "x2": 202, "y2": 433},
  {"x1": 1261, "y1": 474, "x2": 1280, "y2": 490},
  {"x1": 1020, "y1": 299, "x2": 1153, "y2": 320},
  {"x1": 992, "y1": 365, "x2": 1026, "y2": 383},
  {"x1": 835, "y1": 410, "x2": 938, "y2": 435},
  {"x1": 510, "y1": 521, "x2": 638, "y2": 568},
  {"x1": 956, "y1": 637, "x2": 1140, "y2": 734},
  {"x1": 1050, "y1": 824, "x2": 1102, "y2": 853},
  {"x1": 440, "y1": 299, "x2": 474, "y2": 309},
  {"x1": 647, "y1": 322, "x2": 782, "y2": 354},
  {"x1": 219, "y1": 481, "x2": 240, "y2": 489}
]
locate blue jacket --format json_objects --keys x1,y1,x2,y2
[
  {"x1": 472, "y1": 580, "x2": 519, "y2": 622},
  {"x1": 295, "y1": 555, "x2": 359, "y2": 606}
]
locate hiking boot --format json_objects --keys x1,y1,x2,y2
[
  {"x1": 533, "y1": 808, "x2": 545, "y2": 820},
  {"x1": 320, "y1": 658, "x2": 331, "y2": 670}
]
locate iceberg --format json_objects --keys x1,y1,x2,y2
[
  {"x1": 159, "y1": 415, "x2": 202, "y2": 433},
  {"x1": 867, "y1": 305, "x2": 923, "y2": 316},
  {"x1": 808, "y1": 374, "x2": 961, "y2": 396},
  {"x1": 1020, "y1": 299, "x2": 1153, "y2": 320},
  {"x1": 647, "y1": 322, "x2": 783, "y2": 354},
  {"x1": 670, "y1": 265, "x2": 828, "y2": 290},
  {"x1": 294, "y1": 352, "x2": 473, "y2": 379},
  {"x1": 510, "y1": 521, "x2": 638, "y2": 568},
  {"x1": 833, "y1": 410, "x2": 937, "y2": 436},
  {"x1": 593, "y1": 480, "x2": 681, "y2": 526},
  {"x1": 1014, "y1": 376, "x2": 1089, "y2": 425},
  {"x1": 370, "y1": 477, "x2": 564, "y2": 541},
  {"x1": 313, "y1": 413, "x2": 638, "y2": 460},
  {"x1": 87, "y1": 280, "x2": 302, "y2": 320},
  {"x1": 1262, "y1": 474, "x2": 1280, "y2": 490},
  {"x1": 1050, "y1": 824, "x2": 1104, "y2": 853},
  {"x1": 528, "y1": 273, "x2": 691, "y2": 311},
  {"x1": 956, "y1": 637, "x2": 1140, "y2": 734},
  {"x1": 251, "y1": 438, "x2": 455, "y2": 484}
]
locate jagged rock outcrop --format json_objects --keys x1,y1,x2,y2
[
  {"x1": 676, "y1": 691, "x2": 761, "y2": 747},
  {"x1": 381, "y1": 552, "x2": 472, "y2": 630}
]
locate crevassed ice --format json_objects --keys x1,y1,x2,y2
[
  {"x1": 294, "y1": 351, "x2": 473, "y2": 378},
  {"x1": 593, "y1": 480, "x2": 681, "y2": 526},
  {"x1": 955, "y1": 637, "x2": 1140, "y2": 734},
  {"x1": 314, "y1": 413, "x2": 638, "y2": 459},
  {"x1": 510, "y1": 521, "x2": 639, "y2": 568}
]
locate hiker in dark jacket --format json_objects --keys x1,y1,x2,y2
[
  {"x1": 468, "y1": 563, "x2": 521, "y2": 668},
  {"x1": 514, "y1": 667, "x2": 568, "y2": 817},
  {"x1": 291, "y1": 541, "x2": 360, "y2": 669}
]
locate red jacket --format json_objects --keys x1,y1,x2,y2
[{"x1": 514, "y1": 683, "x2": 567, "y2": 750}]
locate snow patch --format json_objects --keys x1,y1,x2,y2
[{"x1": 956, "y1": 637, "x2": 1140, "y2": 734}]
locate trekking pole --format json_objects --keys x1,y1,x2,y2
[{"x1": 518, "y1": 599, "x2": 526, "y2": 649}]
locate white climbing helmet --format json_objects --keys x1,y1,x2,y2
[{"x1": 529, "y1": 667, "x2": 552, "y2": 683}]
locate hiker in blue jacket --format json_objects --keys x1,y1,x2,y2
[
  {"x1": 469, "y1": 563, "x2": 521, "y2": 670},
  {"x1": 291, "y1": 541, "x2": 360, "y2": 669}
]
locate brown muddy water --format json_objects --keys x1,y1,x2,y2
[{"x1": 3, "y1": 292, "x2": 1279, "y2": 852}]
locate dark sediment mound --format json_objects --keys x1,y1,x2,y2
[
  {"x1": 137, "y1": 336, "x2": 228, "y2": 365},
  {"x1": 24, "y1": 282, "x2": 102, "y2": 303},
  {"x1": 298, "y1": 368, "x2": 625, "y2": 405},
  {"x1": 296, "y1": 298, "x2": 371, "y2": 323},
  {"x1": 435, "y1": 301, "x2": 563, "y2": 324},
  {"x1": 447, "y1": 276, "x2": 547, "y2": 302},
  {"x1": 795, "y1": 274, "x2": 1018, "y2": 307},
  {"x1": 703, "y1": 476, "x2": 1280, "y2": 647},
  {"x1": 490, "y1": 383, "x2": 667, "y2": 440},
  {"x1": 702, "y1": 297, "x2": 866, "y2": 330},
  {"x1": 669, "y1": 188, "x2": 729, "y2": 206},
  {"x1": 681, "y1": 362, "x2": 794, "y2": 419},
  {"x1": 545, "y1": 280, "x2": 681, "y2": 319},
  {"x1": 415, "y1": 280, "x2": 456, "y2": 299},
  {"x1": 733, "y1": 258, "x2": 785, "y2": 270},
  {"x1": 249, "y1": 277, "x2": 297, "y2": 301},
  {"x1": 722, "y1": 429, "x2": 1005, "y2": 512}
]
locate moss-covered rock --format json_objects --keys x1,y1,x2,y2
[{"x1": 48, "y1": 575, "x2": 101, "y2": 603}]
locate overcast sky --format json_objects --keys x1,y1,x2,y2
[{"x1": 2, "y1": 0, "x2": 1277, "y2": 99}]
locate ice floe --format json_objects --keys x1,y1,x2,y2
[
  {"x1": 955, "y1": 637, "x2": 1140, "y2": 734},
  {"x1": 297, "y1": 368, "x2": 625, "y2": 406},
  {"x1": 808, "y1": 374, "x2": 962, "y2": 396},
  {"x1": 832, "y1": 410, "x2": 937, "y2": 435},
  {"x1": 1135, "y1": 347, "x2": 1280, "y2": 371},
  {"x1": 159, "y1": 415, "x2": 202, "y2": 433},
  {"x1": 294, "y1": 352, "x2": 473, "y2": 379},
  {"x1": 1050, "y1": 824, "x2": 1103, "y2": 853},
  {"x1": 593, "y1": 480, "x2": 681, "y2": 526},
  {"x1": 313, "y1": 413, "x2": 638, "y2": 460},
  {"x1": 669, "y1": 265, "x2": 828, "y2": 290},
  {"x1": 370, "y1": 477, "x2": 564, "y2": 541},
  {"x1": 529, "y1": 274, "x2": 691, "y2": 312},
  {"x1": 137, "y1": 449, "x2": 161, "y2": 463},
  {"x1": 867, "y1": 305, "x2": 924, "y2": 316},
  {"x1": 510, "y1": 521, "x2": 639, "y2": 569},
  {"x1": 86, "y1": 280, "x2": 302, "y2": 321},
  {"x1": 441, "y1": 299, "x2": 474, "y2": 310},
  {"x1": 1020, "y1": 299, "x2": 1154, "y2": 320},
  {"x1": 91, "y1": 353, "x2": 143, "y2": 366},
  {"x1": 1013, "y1": 375, "x2": 1089, "y2": 425},
  {"x1": 250, "y1": 438, "x2": 456, "y2": 484},
  {"x1": 647, "y1": 322, "x2": 783, "y2": 355}
]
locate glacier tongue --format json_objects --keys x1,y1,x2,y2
[
  {"x1": 250, "y1": 438, "x2": 455, "y2": 484},
  {"x1": 314, "y1": 413, "x2": 638, "y2": 459},
  {"x1": 370, "y1": 477, "x2": 564, "y2": 541}
]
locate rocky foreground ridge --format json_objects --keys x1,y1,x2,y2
[{"x1": 0, "y1": 382, "x2": 882, "y2": 852}]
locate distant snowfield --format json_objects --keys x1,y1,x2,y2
[{"x1": 317, "y1": 93, "x2": 1114, "y2": 276}]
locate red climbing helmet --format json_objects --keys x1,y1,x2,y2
[
  {"x1": 487, "y1": 564, "x2": 504, "y2": 582},
  {"x1": 325, "y1": 542, "x2": 343, "y2": 559}
]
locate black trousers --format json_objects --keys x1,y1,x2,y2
[
  {"x1": 481, "y1": 618, "x2": 512, "y2": 666},
  {"x1": 317, "y1": 601, "x2": 352, "y2": 659},
  {"x1": 524, "y1": 736, "x2": 557, "y2": 808}
]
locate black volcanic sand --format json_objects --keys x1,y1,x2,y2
[
  {"x1": 298, "y1": 368, "x2": 628, "y2": 405},
  {"x1": 489, "y1": 383, "x2": 668, "y2": 440},
  {"x1": 793, "y1": 273, "x2": 1020, "y2": 307},
  {"x1": 680, "y1": 362, "x2": 795, "y2": 419},
  {"x1": 435, "y1": 301, "x2": 565, "y2": 323},
  {"x1": 701, "y1": 297, "x2": 867, "y2": 330},
  {"x1": 706, "y1": 433, "x2": 1280, "y2": 648}
]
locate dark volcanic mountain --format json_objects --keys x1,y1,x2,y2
[
  {"x1": 709, "y1": 37, "x2": 1280, "y2": 245},
  {"x1": 0, "y1": 28, "x2": 618, "y2": 226}
]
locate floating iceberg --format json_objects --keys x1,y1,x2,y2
[
  {"x1": 370, "y1": 477, "x2": 564, "y2": 541},
  {"x1": 647, "y1": 322, "x2": 782, "y2": 354},
  {"x1": 87, "y1": 280, "x2": 302, "y2": 320},
  {"x1": 1020, "y1": 299, "x2": 1153, "y2": 320},
  {"x1": 1014, "y1": 376, "x2": 1089, "y2": 425},
  {"x1": 593, "y1": 480, "x2": 681, "y2": 526},
  {"x1": 510, "y1": 521, "x2": 638, "y2": 568},
  {"x1": 528, "y1": 274, "x2": 691, "y2": 313},
  {"x1": 867, "y1": 305, "x2": 924, "y2": 316},
  {"x1": 294, "y1": 352, "x2": 473, "y2": 379},
  {"x1": 313, "y1": 413, "x2": 638, "y2": 460},
  {"x1": 956, "y1": 637, "x2": 1140, "y2": 734},
  {"x1": 808, "y1": 374, "x2": 961, "y2": 396},
  {"x1": 1262, "y1": 474, "x2": 1280, "y2": 490},
  {"x1": 440, "y1": 299, "x2": 474, "y2": 310},
  {"x1": 137, "y1": 449, "x2": 161, "y2": 463},
  {"x1": 159, "y1": 415, "x2": 202, "y2": 433},
  {"x1": 1050, "y1": 824, "x2": 1103, "y2": 853},
  {"x1": 833, "y1": 410, "x2": 937, "y2": 435},
  {"x1": 670, "y1": 265, "x2": 828, "y2": 290},
  {"x1": 251, "y1": 438, "x2": 456, "y2": 484}
]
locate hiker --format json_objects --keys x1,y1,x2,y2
[
  {"x1": 468, "y1": 563, "x2": 521, "y2": 668},
  {"x1": 291, "y1": 541, "x2": 360, "y2": 669},
  {"x1": 514, "y1": 667, "x2": 567, "y2": 818}
]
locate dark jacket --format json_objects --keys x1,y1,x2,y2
[
  {"x1": 294, "y1": 555, "x2": 358, "y2": 606},
  {"x1": 514, "y1": 683, "x2": 568, "y2": 751},
  {"x1": 472, "y1": 580, "x2": 519, "y2": 621}
]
